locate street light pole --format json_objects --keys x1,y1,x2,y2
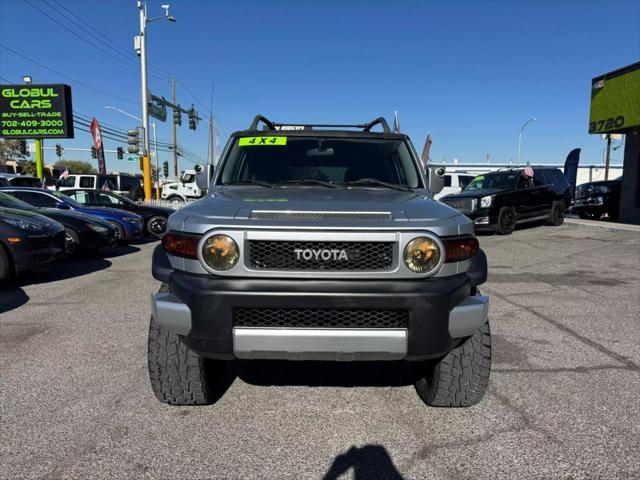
[
  {"x1": 517, "y1": 117, "x2": 537, "y2": 165},
  {"x1": 135, "y1": 1, "x2": 175, "y2": 200}
]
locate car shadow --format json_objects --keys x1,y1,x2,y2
[
  {"x1": 322, "y1": 444, "x2": 405, "y2": 480},
  {"x1": 0, "y1": 286, "x2": 29, "y2": 314},
  {"x1": 84, "y1": 245, "x2": 141, "y2": 259},
  {"x1": 233, "y1": 360, "x2": 422, "y2": 387},
  {"x1": 14, "y1": 256, "x2": 112, "y2": 287}
]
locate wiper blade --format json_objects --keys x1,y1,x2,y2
[
  {"x1": 343, "y1": 178, "x2": 413, "y2": 192},
  {"x1": 277, "y1": 179, "x2": 340, "y2": 188},
  {"x1": 223, "y1": 180, "x2": 276, "y2": 188}
]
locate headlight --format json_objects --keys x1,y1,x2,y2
[
  {"x1": 87, "y1": 223, "x2": 109, "y2": 233},
  {"x1": 480, "y1": 195, "x2": 493, "y2": 208},
  {"x1": 404, "y1": 236, "x2": 442, "y2": 274},
  {"x1": 3, "y1": 215, "x2": 45, "y2": 231},
  {"x1": 123, "y1": 217, "x2": 140, "y2": 224},
  {"x1": 201, "y1": 234, "x2": 239, "y2": 271},
  {"x1": 595, "y1": 185, "x2": 610, "y2": 194}
]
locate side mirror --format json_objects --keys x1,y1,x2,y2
[
  {"x1": 56, "y1": 202, "x2": 70, "y2": 210},
  {"x1": 428, "y1": 166, "x2": 446, "y2": 195},
  {"x1": 195, "y1": 164, "x2": 214, "y2": 191}
]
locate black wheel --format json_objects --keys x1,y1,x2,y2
[
  {"x1": 107, "y1": 221, "x2": 126, "y2": 245},
  {"x1": 148, "y1": 285, "x2": 227, "y2": 405},
  {"x1": 0, "y1": 244, "x2": 13, "y2": 283},
  {"x1": 414, "y1": 321, "x2": 491, "y2": 407},
  {"x1": 167, "y1": 196, "x2": 185, "y2": 205},
  {"x1": 496, "y1": 207, "x2": 516, "y2": 235},
  {"x1": 64, "y1": 229, "x2": 80, "y2": 256},
  {"x1": 146, "y1": 216, "x2": 167, "y2": 238},
  {"x1": 547, "y1": 201, "x2": 565, "y2": 226}
]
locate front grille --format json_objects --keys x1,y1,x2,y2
[
  {"x1": 442, "y1": 198, "x2": 476, "y2": 215},
  {"x1": 247, "y1": 240, "x2": 394, "y2": 271},
  {"x1": 28, "y1": 235, "x2": 52, "y2": 250},
  {"x1": 234, "y1": 308, "x2": 408, "y2": 328},
  {"x1": 250, "y1": 211, "x2": 392, "y2": 221}
]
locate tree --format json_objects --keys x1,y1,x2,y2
[
  {"x1": 0, "y1": 139, "x2": 28, "y2": 163},
  {"x1": 53, "y1": 160, "x2": 97, "y2": 174},
  {"x1": 20, "y1": 160, "x2": 38, "y2": 176}
]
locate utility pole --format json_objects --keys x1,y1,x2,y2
[
  {"x1": 604, "y1": 134, "x2": 612, "y2": 181},
  {"x1": 172, "y1": 78, "x2": 178, "y2": 178},
  {"x1": 209, "y1": 111, "x2": 214, "y2": 165},
  {"x1": 135, "y1": 1, "x2": 175, "y2": 199}
]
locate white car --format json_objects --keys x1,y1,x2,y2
[{"x1": 435, "y1": 171, "x2": 476, "y2": 200}]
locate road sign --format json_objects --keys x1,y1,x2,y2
[
  {"x1": 127, "y1": 155, "x2": 138, "y2": 162},
  {"x1": 0, "y1": 84, "x2": 74, "y2": 138}
]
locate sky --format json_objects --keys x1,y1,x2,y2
[{"x1": 1, "y1": 0, "x2": 639, "y2": 175}]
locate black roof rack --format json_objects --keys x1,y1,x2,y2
[{"x1": 247, "y1": 115, "x2": 392, "y2": 133}]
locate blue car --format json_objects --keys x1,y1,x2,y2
[{"x1": 0, "y1": 187, "x2": 144, "y2": 243}]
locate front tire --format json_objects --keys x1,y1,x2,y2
[
  {"x1": 147, "y1": 286, "x2": 227, "y2": 405},
  {"x1": 167, "y1": 195, "x2": 185, "y2": 205},
  {"x1": 414, "y1": 321, "x2": 491, "y2": 407},
  {"x1": 64, "y1": 229, "x2": 80, "y2": 256},
  {"x1": 547, "y1": 201, "x2": 565, "y2": 226},
  {"x1": 496, "y1": 207, "x2": 516, "y2": 235},
  {"x1": 107, "y1": 221, "x2": 127, "y2": 245},
  {"x1": 146, "y1": 216, "x2": 167, "y2": 238}
]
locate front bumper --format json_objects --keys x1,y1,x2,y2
[
  {"x1": 11, "y1": 231, "x2": 65, "y2": 272},
  {"x1": 79, "y1": 229, "x2": 117, "y2": 251},
  {"x1": 123, "y1": 221, "x2": 144, "y2": 241},
  {"x1": 151, "y1": 246, "x2": 489, "y2": 362}
]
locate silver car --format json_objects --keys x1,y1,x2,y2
[{"x1": 149, "y1": 115, "x2": 490, "y2": 407}]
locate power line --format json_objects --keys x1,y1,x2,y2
[
  {"x1": 48, "y1": 0, "x2": 174, "y2": 80},
  {"x1": 0, "y1": 44, "x2": 138, "y2": 105}
]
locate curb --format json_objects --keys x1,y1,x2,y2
[{"x1": 565, "y1": 218, "x2": 640, "y2": 233}]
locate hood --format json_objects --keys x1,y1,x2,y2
[
  {"x1": 78, "y1": 206, "x2": 142, "y2": 220},
  {"x1": 441, "y1": 187, "x2": 510, "y2": 200},
  {"x1": 579, "y1": 179, "x2": 621, "y2": 188},
  {"x1": 172, "y1": 186, "x2": 468, "y2": 232},
  {"x1": 0, "y1": 206, "x2": 64, "y2": 231},
  {"x1": 40, "y1": 208, "x2": 113, "y2": 227}
]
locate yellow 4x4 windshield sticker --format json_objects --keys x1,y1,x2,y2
[{"x1": 239, "y1": 136, "x2": 287, "y2": 146}]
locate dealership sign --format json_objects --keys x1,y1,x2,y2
[{"x1": 0, "y1": 84, "x2": 74, "y2": 139}]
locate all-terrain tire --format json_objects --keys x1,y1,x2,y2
[
  {"x1": 496, "y1": 207, "x2": 516, "y2": 235},
  {"x1": 147, "y1": 285, "x2": 223, "y2": 405},
  {"x1": 414, "y1": 321, "x2": 491, "y2": 407},
  {"x1": 547, "y1": 201, "x2": 565, "y2": 226}
]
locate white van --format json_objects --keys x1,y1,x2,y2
[
  {"x1": 435, "y1": 172, "x2": 476, "y2": 200},
  {"x1": 57, "y1": 173, "x2": 142, "y2": 197}
]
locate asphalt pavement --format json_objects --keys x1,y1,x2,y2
[{"x1": 1, "y1": 224, "x2": 639, "y2": 479}]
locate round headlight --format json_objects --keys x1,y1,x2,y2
[
  {"x1": 404, "y1": 236, "x2": 441, "y2": 274},
  {"x1": 201, "y1": 234, "x2": 239, "y2": 271}
]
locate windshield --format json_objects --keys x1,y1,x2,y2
[
  {"x1": 464, "y1": 171, "x2": 519, "y2": 191},
  {"x1": 52, "y1": 191, "x2": 83, "y2": 208},
  {"x1": 0, "y1": 191, "x2": 35, "y2": 210},
  {"x1": 219, "y1": 136, "x2": 422, "y2": 188}
]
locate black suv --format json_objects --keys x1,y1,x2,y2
[
  {"x1": 441, "y1": 167, "x2": 570, "y2": 234},
  {"x1": 573, "y1": 177, "x2": 622, "y2": 221}
]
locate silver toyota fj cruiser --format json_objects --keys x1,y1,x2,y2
[{"x1": 149, "y1": 115, "x2": 490, "y2": 407}]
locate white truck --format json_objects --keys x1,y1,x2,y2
[{"x1": 160, "y1": 170, "x2": 206, "y2": 204}]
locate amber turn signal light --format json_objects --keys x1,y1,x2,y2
[
  {"x1": 162, "y1": 232, "x2": 201, "y2": 259},
  {"x1": 444, "y1": 236, "x2": 479, "y2": 263}
]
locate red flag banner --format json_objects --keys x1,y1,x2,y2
[{"x1": 90, "y1": 118, "x2": 107, "y2": 175}]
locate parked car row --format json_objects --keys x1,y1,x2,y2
[{"x1": 0, "y1": 187, "x2": 174, "y2": 283}]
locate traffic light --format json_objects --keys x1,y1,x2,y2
[
  {"x1": 117, "y1": 147, "x2": 124, "y2": 159},
  {"x1": 173, "y1": 107, "x2": 182, "y2": 126},
  {"x1": 55, "y1": 144, "x2": 63, "y2": 157},
  {"x1": 19, "y1": 140, "x2": 28, "y2": 155},
  {"x1": 127, "y1": 128, "x2": 139, "y2": 154},
  {"x1": 162, "y1": 160, "x2": 169, "y2": 178},
  {"x1": 91, "y1": 146, "x2": 97, "y2": 159},
  {"x1": 188, "y1": 107, "x2": 197, "y2": 130}
]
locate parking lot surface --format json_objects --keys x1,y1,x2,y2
[{"x1": 1, "y1": 224, "x2": 639, "y2": 479}]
